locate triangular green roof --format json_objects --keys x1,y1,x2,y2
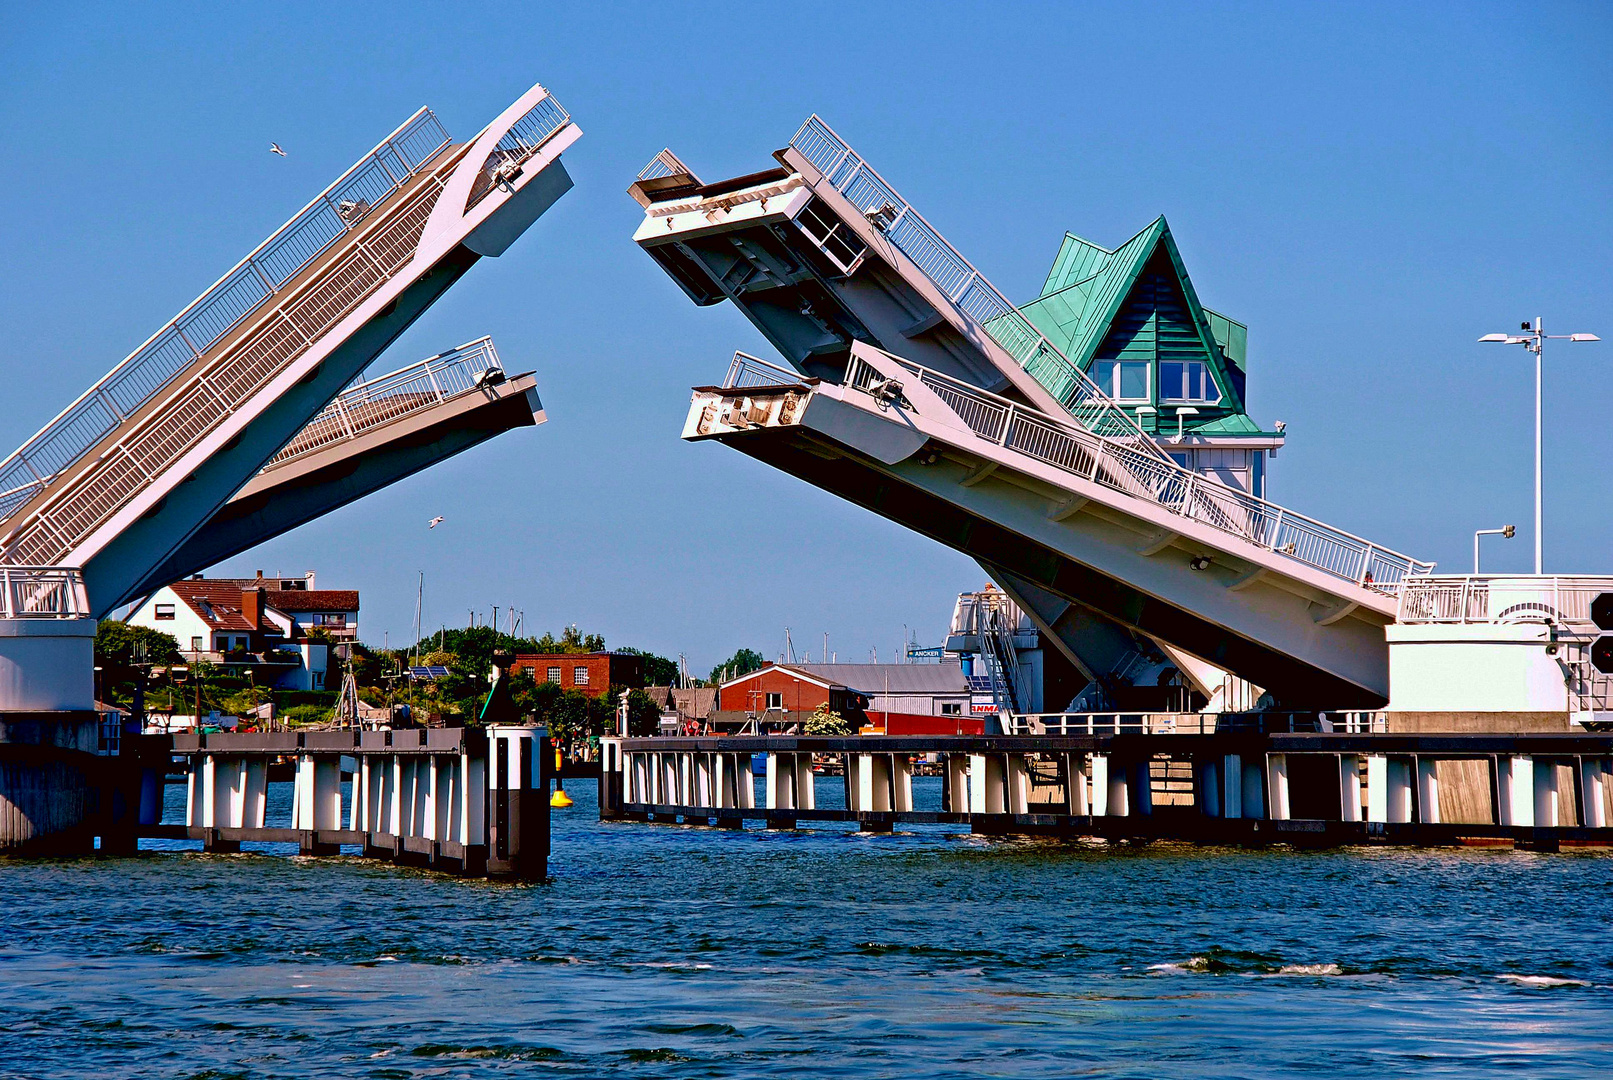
[{"x1": 1015, "y1": 217, "x2": 1253, "y2": 429}]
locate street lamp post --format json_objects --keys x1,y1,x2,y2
[
  {"x1": 1474, "y1": 525, "x2": 1515, "y2": 574},
  {"x1": 1479, "y1": 318, "x2": 1600, "y2": 574}
]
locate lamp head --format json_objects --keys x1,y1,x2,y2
[
  {"x1": 1503, "y1": 524, "x2": 1516, "y2": 538},
  {"x1": 1570, "y1": 333, "x2": 1600, "y2": 342}
]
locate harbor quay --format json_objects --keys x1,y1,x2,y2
[{"x1": 599, "y1": 729, "x2": 1613, "y2": 849}]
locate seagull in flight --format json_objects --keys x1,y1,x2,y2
[
  {"x1": 269, "y1": 142, "x2": 287, "y2": 157},
  {"x1": 428, "y1": 516, "x2": 444, "y2": 529}
]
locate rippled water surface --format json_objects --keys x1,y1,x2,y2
[{"x1": 4, "y1": 780, "x2": 1613, "y2": 1078}]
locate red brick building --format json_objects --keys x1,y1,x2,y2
[{"x1": 510, "y1": 652, "x2": 646, "y2": 698}]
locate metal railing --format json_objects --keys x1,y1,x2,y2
[
  {"x1": 637, "y1": 148, "x2": 691, "y2": 183},
  {"x1": 265, "y1": 338, "x2": 506, "y2": 467},
  {"x1": 836, "y1": 350, "x2": 1435, "y2": 590},
  {"x1": 466, "y1": 91, "x2": 572, "y2": 210},
  {"x1": 0, "y1": 107, "x2": 453, "y2": 528},
  {"x1": 721, "y1": 351, "x2": 813, "y2": 390},
  {"x1": 1014, "y1": 711, "x2": 1387, "y2": 735},
  {"x1": 0, "y1": 566, "x2": 89, "y2": 619},
  {"x1": 2, "y1": 137, "x2": 456, "y2": 567},
  {"x1": 1398, "y1": 575, "x2": 1613, "y2": 626},
  {"x1": 788, "y1": 115, "x2": 1168, "y2": 459}
]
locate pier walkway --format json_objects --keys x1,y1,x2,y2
[{"x1": 601, "y1": 731, "x2": 1613, "y2": 849}]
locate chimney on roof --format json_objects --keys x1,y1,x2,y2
[
  {"x1": 306, "y1": 571, "x2": 316, "y2": 589},
  {"x1": 255, "y1": 570, "x2": 264, "y2": 581},
  {"x1": 242, "y1": 587, "x2": 265, "y2": 630},
  {"x1": 190, "y1": 573, "x2": 204, "y2": 580}
]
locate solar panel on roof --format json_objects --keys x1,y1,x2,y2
[
  {"x1": 967, "y1": 675, "x2": 995, "y2": 693},
  {"x1": 408, "y1": 665, "x2": 450, "y2": 680}
]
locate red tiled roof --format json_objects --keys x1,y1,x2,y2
[
  {"x1": 169, "y1": 582, "x2": 259, "y2": 631},
  {"x1": 260, "y1": 590, "x2": 359, "y2": 612}
]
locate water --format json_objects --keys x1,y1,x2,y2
[{"x1": 4, "y1": 779, "x2": 1613, "y2": 1078}]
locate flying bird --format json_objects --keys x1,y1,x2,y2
[
  {"x1": 269, "y1": 143, "x2": 287, "y2": 157},
  {"x1": 428, "y1": 516, "x2": 444, "y2": 529}
]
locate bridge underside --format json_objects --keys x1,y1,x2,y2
[
  {"x1": 129, "y1": 370, "x2": 543, "y2": 601},
  {"x1": 707, "y1": 421, "x2": 1384, "y2": 708}
]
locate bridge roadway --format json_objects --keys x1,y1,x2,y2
[
  {"x1": 634, "y1": 117, "x2": 1433, "y2": 707},
  {"x1": 127, "y1": 338, "x2": 544, "y2": 601},
  {"x1": 0, "y1": 82, "x2": 580, "y2": 618}
]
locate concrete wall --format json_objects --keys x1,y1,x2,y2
[
  {"x1": 1386, "y1": 622, "x2": 1570, "y2": 719},
  {"x1": 0, "y1": 619, "x2": 96, "y2": 711}
]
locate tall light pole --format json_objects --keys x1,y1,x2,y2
[{"x1": 1479, "y1": 318, "x2": 1600, "y2": 574}]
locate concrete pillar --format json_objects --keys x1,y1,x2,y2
[
  {"x1": 1006, "y1": 756, "x2": 1030, "y2": 815},
  {"x1": 693, "y1": 754, "x2": 712, "y2": 808},
  {"x1": 855, "y1": 753, "x2": 891, "y2": 811},
  {"x1": 1533, "y1": 759, "x2": 1561, "y2": 826},
  {"x1": 194, "y1": 756, "x2": 214, "y2": 828},
  {"x1": 313, "y1": 758, "x2": 342, "y2": 832},
  {"x1": 738, "y1": 753, "x2": 756, "y2": 809},
  {"x1": 138, "y1": 765, "x2": 162, "y2": 827},
  {"x1": 891, "y1": 755, "x2": 913, "y2": 813},
  {"x1": 661, "y1": 753, "x2": 678, "y2": 806},
  {"x1": 1067, "y1": 754, "x2": 1090, "y2": 816},
  {"x1": 1128, "y1": 759, "x2": 1152, "y2": 817},
  {"x1": 1581, "y1": 760, "x2": 1606, "y2": 829},
  {"x1": 1368, "y1": 756, "x2": 1412, "y2": 823},
  {"x1": 412, "y1": 758, "x2": 432, "y2": 839},
  {"x1": 1240, "y1": 756, "x2": 1265, "y2": 820},
  {"x1": 1416, "y1": 758, "x2": 1440, "y2": 825},
  {"x1": 1497, "y1": 755, "x2": 1534, "y2": 827},
  {"x1": 1221, "y1": 754, "x2": 1242, "y2": 819},
  {"x1": 678, "y1": 753, "x2": 693, "y2": 806},
  {"x1": 1338, "y1": 755, "x2": 1362, "y2": 823},
  {"x1": 290, "y1": 755, "x2": 311, "y2": 830},
  {"x1": 1197, "y1": 757, "x2": 1221, "y2": 818},
  {"x1": 945, "y1": 754, "x2": 969, "y2": 813},
  {"x1": 1266, "y1": 755, "x2": 1290, "y2": 821},
  {"x1": 1106, "y1": 758, "x2": 1130, "y2": 818},
  {"x1": 437, "y1": 756, "x2": 459, "y2": 843},
  {"x1": 797, "y1": 754, "x2": 816, "y2": 810},
  {"x1": 392, "y1": 756, "x2": 408, "y2": 835},
  {"x1": 1090, "y1": 754, "x2": 1110, "y2": 817},
  {"x1": 766, "y1": 752, "x2": 794, "y2": 811}
]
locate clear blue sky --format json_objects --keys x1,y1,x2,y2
[{"x1": 2, "y1": 2, "x2": 1609, "y2": 671}]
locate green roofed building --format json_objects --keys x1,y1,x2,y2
[{"x1": 1018, "y1": 216, "x2": 1284, "y2": 498}]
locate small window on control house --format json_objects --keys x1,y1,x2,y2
[
  {"x1": 1095, "y1": 360, "x2": 1150, "y2": 402},
  {"x1": 573, "y1": 666, "x2": 589, "y2": 686},
  {"x1": 1160, "y1": 361, "x2": 1218, "y2": 403},
  {"x1": 546, "y1": 666, "x2": 561, "y2": 684}
]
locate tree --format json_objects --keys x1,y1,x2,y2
[
  {"x1": 95, "y1": 620, "x2": 181, "y2": 668},
  {"x1": 624, "y1": 688, "x2": 662, "y2": 737},
  {"x1": 804, "y1": 704, "x2": 851, "y2": 736},
  {"x1": 619, "y1": 647, "x2": 678, "y2": 686},
  {"x1": 708, "y1": 647, "x2": 765, "y2": 686}
]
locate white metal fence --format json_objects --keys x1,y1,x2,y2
[
  {"x1": 1398, "y1": 576, "x2": 1613, "y2": 626},
  {"x1": 0, "y1": 109, "x2": 452, "y2": 529},
  {"x1": 835, "y1": 350, "x2": 1434, "y2": 590},
  {"x1": 466, "y1": 92, "x2": 572, "y2": 210},
  {"x1": 788, "y1": 115, "x2": 1169, "y2": 459},
  {"x1": 1014, "y1": 711, "x2": 1387, "y2": 735},
  {"x1": 266, "y1": 338, "x2": 506, "y2": 467},
  {"x1": 0, "y1": 566, "x2": 89, "y2": 619}
]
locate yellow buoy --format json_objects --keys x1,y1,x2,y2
[{"x1": 551, "y1": 785, "x2": 573, "y2": 808}]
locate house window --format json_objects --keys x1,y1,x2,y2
[
  {"x1": 941, "y1": 702, "x2": 962, "y2": 716},
  {"x1": 154, "y1": 603, "x2": 175, "y2": 621},
  {"x1": 313, "y1": 613, "x2": 346, "y2": 628},
  {"x1": 191, "y1": 637, "x2": 203, "y2": 653},
  {"x1": 573, "y1": 666, "x2": 589, "y2": 686},
  {"x1": 1160, "y1": 361, "x2": 1218, "y2": 403},
  {"x1": 546, "y1": 666, "x2": 561, "y2": 684},
  {"x1": 1094, "y1": 359, "x2": 1150, "y2": 402},
  {"x1": 766, "y1": 692, "x2": 783, "y2": 710}
]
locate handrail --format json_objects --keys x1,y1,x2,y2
[
  {"x1": 1398, "y1": 575, "x2": 1613, "y2": 626},
  {"x1": 834, "y1": 350, "x2": 1434, "y2": 589},
  {"x1": 722, "y1": 351, "x2": 811, "y2": 389},
  {"x1": 465, "y1": 93, "x2": 572, "y2": 211},
  {"x1": 787, "y1": 115, "x2": 1170, "y2": 460},
  {"x1": 0, "y1": 566, "x2": 89, "y2": 619},
  {"x1": 1015, "y1": 710, "x2": 1387, "y2": 735},
  {"x1": 0, "y1": 107, "x2": 453, "y2": 527},
  {"x1": 264, "y1": 338, "x2": 506, "y2": 467}
]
